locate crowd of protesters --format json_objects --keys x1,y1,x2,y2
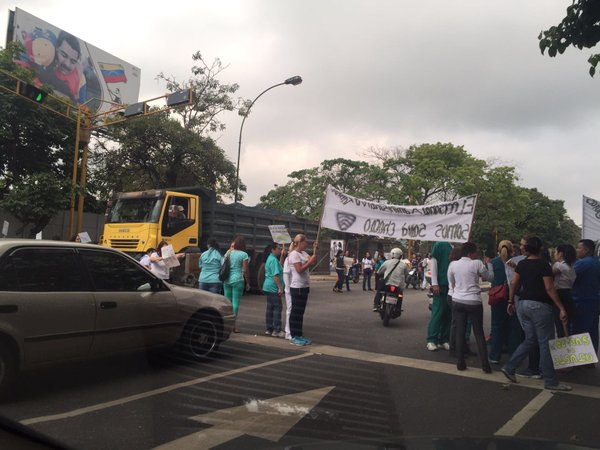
[{"x1": 189, "y1": 232, "x2": 600, "y2": 390}]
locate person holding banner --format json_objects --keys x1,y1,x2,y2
[
  {"x1": 288, "y1": 234, "x2": 318, "y2": 346},
  {"x1": 552, "y1": 244, "x2": 576, "y2": 338},
  {"x1": 501, "y1": 236, "x2": 572, "y2": 391},
  {"x1": 426, "y1": 241, "x2": 453, "y2": 352},
  {"x1": 572, "y1": 239, "x2": 600, "y2": 357}
]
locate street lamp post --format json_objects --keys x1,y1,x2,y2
[{"x1": 234, "y1": 76, "x2": 302, "y2": 206}]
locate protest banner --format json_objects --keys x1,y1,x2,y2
[
  {"x1": 582, "y1": 195, "x2": 600, "y2": 243},
  {"x1": 78, "y1": 232, "x2": 92, "y2": 243},
  {"x1": 161, "y1": 244, "x2": 180, "y2": 268},
  {"x1": 549, "y1": 332, "x2": 599, "y2": 369},
  {"x1": 268, "y1": 225, "x2": 292, "y2": 244},
  {"x1": 320, "y1": 185, "x2": 478, "y2": 243}
]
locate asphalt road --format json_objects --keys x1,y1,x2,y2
[{"x1": 2, "y1": 277, "x2": 600, "y2": 449}]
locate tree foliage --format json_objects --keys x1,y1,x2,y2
[
  {"x1": 259, "y1": 143, "x2": 581, "y2": 251},
  {"x1": 90, "y1": 112, "x2": 242, "y2": 201},
  {"x1": 0, "y1": 172, "x2": 71, "y2": 237},
  {"x1": 539, "y1": 0, "x2": 600, "y2": 76},
  {"x1": 0, "y1": 43, "x2": 75, "y2": 197},
  {"x1": 90, "y1": 51, "x2": 244, "y2": 201}
]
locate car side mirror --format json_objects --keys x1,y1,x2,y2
[{"x1": 137, "y1": 283, "x2": 152, "y2": 292}]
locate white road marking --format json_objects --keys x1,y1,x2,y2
[
  {"x1": 20, "y1": 353, "x2": 312, "y2": 426},
  {"x1": 232, "y1": 334, "x2": 600, "y2": 399},
  {"x1": 494, "y1": 390, "x2": 554, "y2": 436},
  {"x1": 152, "y1": 386, "x2": 335, "y2": 450}
]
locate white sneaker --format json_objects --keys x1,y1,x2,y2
[
  {"x1": 273, "y1": 331, "x2": 286, "y2": 338},
  {"x1": 441, "y1": 342, "x2": 450, "y2": 351},
  {"x1": 427, "y1": 342, "x2": 438, "y2": 351}
]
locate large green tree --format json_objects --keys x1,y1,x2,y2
[
  {"x1": 258, "y1": 143, "x2": 580, "y2": 250},
  {"x1": 539, "y1": 0, "x2": 600, "y2": 76},
  {"x1": 0, "y1": 43, "x2": 75, "y2": 196},
  {"x1": 258, "y1": 158, "x2": 381, "y2": 218},
  {"x1": 90, "y1": 112, "x2": 241, "y2": 200},
  {"x1": 0, "y1": 173, "x2": 70, "y2": 237},
  {"x1": 90, "y1": 51, "x2": 244, "y2": 201}
]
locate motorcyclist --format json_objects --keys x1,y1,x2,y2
[{"x1": 373, "y1": 248, "x2": 409, "y2": 311}]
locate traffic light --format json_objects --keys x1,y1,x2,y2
[{"x1": 18, "y1": 83, "x2": 47, "y2": 103}]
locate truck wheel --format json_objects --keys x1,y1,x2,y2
[
  {"x1": 257, "y1": 263, "x2": 265, "y2": 290},
  {"x1": 0, "y1": 341, "x2": 17, "y2": 399},
  {"x1": 182, "y1": 315, "x2": 220, "y2": 360}
]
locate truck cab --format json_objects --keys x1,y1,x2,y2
[{"x1": 101, "y1": 189, "x2": 201, "y2": 258}]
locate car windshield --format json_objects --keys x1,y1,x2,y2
[{"x1": 106, "y1": 197, "x2": 164, "y2": 224}]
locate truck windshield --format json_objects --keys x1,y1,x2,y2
[{"x1": 106, "y1": 197, "x2": 164, "y2": 224}]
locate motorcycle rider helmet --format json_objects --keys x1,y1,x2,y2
[{"x1": 390, "y1": 248, "x2": 403, "y2": 259}]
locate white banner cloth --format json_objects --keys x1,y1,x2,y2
[
  {"x1": 320, "y1": 185, "x2": 477, "y2": 243},
  {"x1": 582, "y1": 195, "x2": 600, "y2": 242}
]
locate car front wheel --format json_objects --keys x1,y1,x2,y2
[{"x1": 182, "y1": 315, "x2": 220, "y2": 360}]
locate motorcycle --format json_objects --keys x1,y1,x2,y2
[
  {"x1": 406, "y1": 268, "x2": 419, "y2": 289},
  {"x1": 378, "y1": 284, "x2": 404, "y2": 327}
]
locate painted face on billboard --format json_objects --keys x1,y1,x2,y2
[{"x1": 56, "y1": 40, "x2": 79, "y2": 75}]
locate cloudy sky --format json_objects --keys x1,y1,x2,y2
[{"x1": 3, "y1": 1, "x2": 599, "y2": 223}]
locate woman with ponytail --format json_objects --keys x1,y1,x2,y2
[
  {"x1": 288, "y1": 234, "x2": 318, "y2": 346},
  {"x1": 489, "y1": 240, "x2": 523, "y2": 364}
]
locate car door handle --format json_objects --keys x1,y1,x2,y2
[{"x1": 100, "y1": 302, "x2": 117, "y2": 309}]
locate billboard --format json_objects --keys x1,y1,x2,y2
[{"x1": 7, "y1": 8, "x2": 141, "y2": 114}]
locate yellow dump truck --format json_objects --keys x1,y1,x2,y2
[{"x1": 101, "y1": 186, "x2": 319, "y2": 288}]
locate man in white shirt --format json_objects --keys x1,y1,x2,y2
[{"x1": 447, "y1": 242, "x2": 491, "y2": 373}]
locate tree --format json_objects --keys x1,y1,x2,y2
[
  {"x1": 90, "y1": 51, "x2": 244, "y2": 201},
  {"x1": 90, "y1": 112, "x2": 241, "y2": 201},
  {"x1": 515, "y1": 188, "x2": 581, "y2": 247},
  {"x1": 258, "y1": 143, "x2": 580, "y2": 251},
  {"x1": 0, "y1": 43, "x2": 75, "y2": 198},
  {"x1": 539, "y1": 0, "x2": 600, "y2": 76},
  {"x1": 0, "y1": 173, "x2": 70, "y2": 237},
  {"x1": 258, "y1": 158, "x2": 380, "y2": 218}
]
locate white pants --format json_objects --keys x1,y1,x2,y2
[{"x1": 284, "y1": 289, "x2": 292, "y2": 339}]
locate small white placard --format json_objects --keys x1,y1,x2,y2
[
  {"x1": 550, "y1": 332, "x2": 599, "y2": 369},
  {"x1": 161, "y1": 244, "x2": 180, "y2": 268},
  {"x1": 78, "y1": 232, "x2": 92, "y2": 243},
  {"x1": 35, "y1": 231, "x2": 42, "y2": 240},
  {"x1": 268, "y1": 225, "x2": 292, "y2": 244},
  {"x1": 2, "y1": 221, "x2": 8, "y2": 237}
]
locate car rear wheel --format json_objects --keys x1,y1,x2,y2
[{"x1": 182, "y1": 315, "x2": 220, "y2": 360}]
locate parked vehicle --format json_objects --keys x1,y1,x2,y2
[
  {"x1": 0, "y1": 239, "x2": 235, "y2": 397},
  {"x1": 101, "y1": 186, "x2": 319, "y2": 289}
]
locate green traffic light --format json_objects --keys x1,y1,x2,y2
[{"x1": 35, "y1": 93, "x2": 43, "y2": 102}]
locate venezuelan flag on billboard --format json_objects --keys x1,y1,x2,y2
[{"x1": 99, "y1": 62, "x2": 128, "y2": 84}]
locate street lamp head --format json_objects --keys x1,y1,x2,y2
[{"x1": 284, "y1": 76, "x2": 303, "y2": 86}]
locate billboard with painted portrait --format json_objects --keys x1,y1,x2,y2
[{"x1": 6, "y1": 8, "x2": 141, "y2": 114}]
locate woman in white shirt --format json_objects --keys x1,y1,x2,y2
[
  {"x1": 362, "y1": 252, "x2": 375, "y2": 291},
  {"x1": 288, "y1": 234, "x2": 318, "y2": 346},
  {"x1": 447, "y1": 241, "x2": 491, "y2": 373}
]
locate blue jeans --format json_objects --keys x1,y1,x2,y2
[
  {"x1": 335, "y1": 269, "x2": 344, "y2": 290},
  {"x1": 489, "y1": 300, "x2": 524, "y2": 361},
  {"x1": 572, "y1": 300, "x2": 600, "y2": 353},
  {"x1": 200, "y1": 282, "x2": 222, "y2": 294},
  {"x1": 265, "y1": 292, "x2": 283, "y2": 333},
  {"x1": 504, "y1": 300, "x2": 559, "y2": 388}
]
